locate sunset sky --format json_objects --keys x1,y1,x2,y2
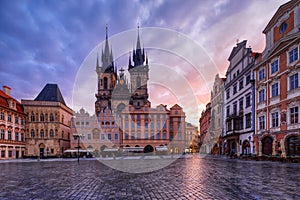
[{"x1": 0, "y1": 0, "x2": 289, "y2": 126}]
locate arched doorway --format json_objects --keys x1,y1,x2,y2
[
  {"x1": 287, "y1": 136, "x2": 300, "y2": 156},
  {"x1": 144, "y1": 145, "x2": 154, "y2": 153},
  {"x1": 39, "y1": 143, "x2": 45, "y2": 158},
  {"x1": 242, "y1": 140, "x2": 250, "y2": 155},
  {"x1": 262, "y1": 136, "x2": 273, "y2": 155}
]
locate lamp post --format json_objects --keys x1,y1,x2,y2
[{"x1": 73, "y1": 134, "x2": 82, "y2": 164}]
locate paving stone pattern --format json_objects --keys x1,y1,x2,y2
[{"x1": 0, "y1": 155, "x2": 299, "y2": 200}]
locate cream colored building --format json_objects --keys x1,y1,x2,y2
[
  {"x1": 185, "y1": 122, "x2": 199, "y2": 153},
  {"x1": 21, "y1": 84, "x2": 74, "y2": 158}
]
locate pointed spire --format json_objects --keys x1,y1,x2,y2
[
  {"x1": 136, "y1": 25, "x2": 141, "y2": 50},
  {"x1": 96, "y1": 53, "x2": 100, "y2": 68},
  {"x1": 146, "y1": 53, "x2": 148, "y2": 65},
  {"x1": 128, "y1": 51, "x2": 132, "y2": 66},
  {"x1": 106, "y1": 24, "x2": 108, "y2": 40}
]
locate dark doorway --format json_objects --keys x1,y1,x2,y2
[
  {"x1": 287, "y1": 136, "x2": 300, "y2": 156},
  {"x1": 262, "y1": 137, "x2": 273, "y2": 155},
  {"x1": 144, "y1": 145, "x2": 154, "y2": 153},
  {"x1": 40, "y1": 148, "x2": 44, "y2": 158}
]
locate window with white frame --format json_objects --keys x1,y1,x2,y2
[
  {"x1": 246, "y1": 93, "x2": 251, "y2": 108},
  {"x1": 239, "y1": 98, "x2": 243, "y2": 111},
  {"x1": 259, "y1": 68, "x2": 265, "y2": 81},
  {"x1": 271, "y1": 59, "x2": 279, "y2": 74},
  {"x1": 259, "y1": 116, "x2": 265, "y2": 130},
  {"x1": 245, "y1": 113, "x2": 251, "y2": 128},
  {"x1": 239, "y1": 79, "x2": 244, "y2": 90},
  {"x1": 258, "y1": 89, "x2": 265, "y2": 102},
  {"x1": 246, "y1": 73, "x2": 251, "y2": 85},
  {"x1": 271, "y1": 82, "x2": 279, "y2": 97},
  {"x1": 290, "y1": 107, "x2": 299, "y2": 124},
  {"x1": 289, "y1": 46, "x2": 298, "y2": 64},
  {"x1": 271, "y1": 112, "x2": 279, "y2": 127},
  {"x1": 226, "y1": 89, "x2": 230, "y2": 99},
  {"x1": 0, "y1": 129, "x2": 4, "y2": 139},
  {"x1": 233, "y1": 84, "x2": 237, "y2": 95},
  {"x1": 0, "y1": 112, "x2": 4, "y2": 120},
  {"x1": 8, "y1": 130, "x2": 12, "y2": 140},
  {"x1": 289, "y1": 73, "x2": 299, "y2": 90}
]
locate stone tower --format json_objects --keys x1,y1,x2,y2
[
  {"x1": 95, "y1": 26, "x2": 117, "y2": 116},
  {"x1": 128, "y1": 27, "x2": 149, "y2": 109}
]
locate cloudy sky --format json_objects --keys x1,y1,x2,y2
[{"x1": 0, "y1": 0, "x2": 289, "y2": 126}]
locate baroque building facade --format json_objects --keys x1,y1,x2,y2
[
  {"x1": 185, "y1": 122, "x2": 199, "y2": 153},
  {"x1": 93, "y1": 27, "x2": 186, "y2": 154},
  {"x1": 0, "y1": 86, "x2": 26, "y2": 159},
  {"x1": 199, "y1": 102, "x2": 211, "y2": 153},
  {"x1": 22, "y1": 84, "x2": 74, "y2": 158},
  {"x1": 208, "y1": 74, "x2": 226, "y2": 155},
  {"x1": 222, "y1": 40, "x2": 258, "y2": 156},
  {"x1": 254, "y1": 0, "x2": 300, "y2": 158}
]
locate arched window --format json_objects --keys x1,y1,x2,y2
[
  {"x1": 50, "y1": 113, "x2": 54, "y2": 122},
  {"x1": 31, "y1": 129, "x2": 35, "y2": 138},
  {"x1": 40, "y1": 113, "x2": 44, "y2": 122},
  {"x1": 137, "y1": 76, "x2": 141, "y2": 88},
  {"x1": 287, "y1": 136, "x2": 300, "y2": 156},
  {"x1": 31, "y1": 114, "x2": 35, "y2": 122},
  {"x1": 262, "y1": 136, "x2": 273, "y2": 155},
  {"x1": 50, "y1": 129, "x2": 54, "y2": 138},
  {"x1": 40, "y1": 129, "x2": 44, "y2": 138},
  {"x1": 104, "y1": 77, "x2": 108, "y2": 89}
]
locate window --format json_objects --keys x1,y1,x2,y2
[
  {"x1": 108, "y1": 133, "x2": 112, "y2": 140},
  {"x1": 258, "y1": 89, "x2": 265, "y2": 102},
  {"x1": 145, "y1": 131, "x2": 149, "y2": 139},
  {"x1": 226, "y1": 89, "x2": 230, "y2": 99},
  {"x1": 0, "y1": 129, "x2": 4, "y2": 139},
  {"x1": 290, "y1": 107, "x2": 299, "y2": 124},
  {"x1": 246, "y1": 94, "x2": 251, "y2": 108},
  {"x1": 271, "y1": 83, "x2": 279, "y2": 97},
  {"x1": 271, "y1": 112, "x2": 279, "y2": 127},
  {"x1": 31, "y1": 129, "x2": 35, "y2": 138},
  {"x1": 50, "y1": 113, "x2": 54, "y2": 122},
  {"x1": 279, "y1": 22, "x2": 287, "y2": 34},
  {"x1": 259, "y1": 68, "x2": 265, "y2": 81},
  {"x1": 8, "y1": 151, "x2": 12, "y2": 157},
  {"x1": 8, "y1": 130, "x2": 12, "y2": 140},
  {"x1": 131, "y1": 132, "x2": 135, "y2": 140},
  {"x1": 245, "y1": 114, "x2": 251, "y2": 128},
  {"x1": 289, "y1": 47, "x2": 298, "y2": 64},
  {"x1": 7, "y1": 115, "x2": 11, "y2": 122},
  {"x1": 163, "y1": 132, "x2": 167, "y2": 139},
  {"x1": 156, "y1": 132, "x2": 161, "y2": 139},
  {"x1": 21, "y1": 118, "x2": 25, "y2": 125},
  {"x1": 246, "y1": 74, "x2": 251, "y2": 85},
  {"x1": 289, "y1": 73, "x2": 298, "y2": 90},
  {"x1": 226, "y1": 106, "x2": 230, "y2": 116},
  {"x1": 31, "y1": 114, "x2": 35, "y2": 122},
  {"x1": 233, "y1": 102, "x2": 237, "y2": 115},
  {"x1": 145, "y1": 122, "x2": 148, "y2": 128},
  {"x1": 125, "y1": 133, "x2": 129, "y2": 140},
  {"x1": 239, "y1": 98, "x2": 243, "y2": 111},
  {"x1": 40, "y1": 130, "x2": 44, "y2": 138},
  {"x1": 137, "y1": 132, "x2": 141, "y2": 140},
  {"x1": 114, "y1": 133, "x2": 118, "y2": 140},
  {"x1": 101, "y1": 134, "x2": 105, "y2": 140},
  {"x1": 157, "y1": 122, "x2": 160, "y2": 129},
  {"x1": 15, "y1": 132, "x2": 19, "y2": 141},
  {"x1": 259, "y1": 116, "x2": 265, "y2": 130},
  {"x1": 40, "y1": 113, "x2": 44, "y2": 122},
  {"x1": 271, "y1": 59, "x2": 279, "y2": 74},
  {"x1": 50, "y1": 130, "x2": 54, "y2": 138},
  {"x1": 1, "y1": 151, "x2": 5, "y2": 158},
  {"x1": 0, "y1": 112, "x2": 4, "y2": 120},
  {"x1": 21, "y1": 133, "x2": 24, "y2": 141},
  {"x1": 239, "y1": 79, "x2": 244, "y2": 90},
  {"x1": 150, "y1": 132, "x2": 154, "y2": 140},
  {"x1": 233, "y1": 84, "x2": 237, "y2": 95}
]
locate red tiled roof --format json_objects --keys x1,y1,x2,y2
[{"x1": 0, "y1": 90, "x2": 24, "y2": 113}]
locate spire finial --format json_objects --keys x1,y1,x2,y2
[
  {"x1": 96, "y1": 53, "x2": 99, "y2": 67},
  {"x1": 136, "y1": 24, "x2": 141, "y2": 50},
  {"x1": 106, "y1": 24, "x2": 108, "y2": 39}
]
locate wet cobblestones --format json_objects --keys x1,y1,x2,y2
[{"x1": 0, "y1": 155, "x2": 299, "y2": 199}]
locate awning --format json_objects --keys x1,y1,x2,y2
[
  {"x1": 64, "y1": 149, "x2": 92, "y2": 153},
  {"x1": 103, "y1": 148, "x2": 119, "y2": 152}
]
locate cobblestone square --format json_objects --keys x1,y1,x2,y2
[{"x1": 0, "y1": 155, "x2": 299, "y2": 200}]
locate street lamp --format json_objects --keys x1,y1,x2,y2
[{"x1": 73, "y1": 134, "x2": 82, "y2": 163}]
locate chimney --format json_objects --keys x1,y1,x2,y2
[{"x1": 3, "y1": 86, "x2": 11, "y2": 96}]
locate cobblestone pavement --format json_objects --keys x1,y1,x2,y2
[{"x1": 0, "y1": 155, "x2": 299, "y2": 200}]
